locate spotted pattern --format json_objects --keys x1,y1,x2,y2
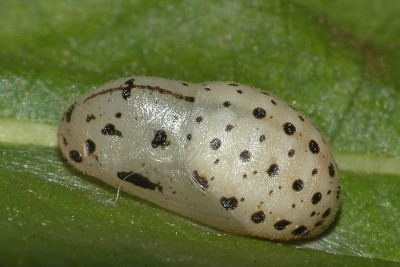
[
  {"x1": 57, "y1": 76, "x2": 340, "y2": 242},
  {"x1": 309, "y1": 139, "x2": 320, "y2": 154},
  {"x1": 239, "y1": 150, "x2": 251, "y2": 162},
  {"x1": 101, "y1": 123, "x2": 122, "y2": 137},
  {"x1": 312, "y1": 168, "x2": 318, "y2": 176},
  {"x1": 274, "y1": 219, "x2": 292, "y2": 230},
  {"x1": 322, "y1": 208, "x2": 331, "y2": 219},
  {"x1": 283, "y1": 122, "x2": 296, "y2": 135},
  {"x1": 328, "y1": 163, "x2": 335, "y2": 177},
  {"x1": 210, "y1": 138, "x2": 221, "y2": 150},
  {"x1": 84, "y1": 139, "x2": 96, "y2": 154},
  {"x1": 292, "y1": 179, "x2": 304, "y2": 191},
  {"x1": 312, "y1": 192, "x2": 322, "y2": 205},
  {"x1": 225, "y1": 124, "x2": 234, "y2": 131},
  {"x1": 253, "y1": 108, "x2": 266, "y2": 119},
  {"x1": 292, "y1": 226, "x2": 307, "y2": 236},
  {"x1": 151, "y1": 130, "x2": 170, "y2": 148},
  {"x1": 267, "y1": 164, "x2": 279, "y2": 177},
  {"x1": 69, "y1": 150, "x2": 82, "y2": 163},
  {"x1": 223, "y1": 101, "x2": 231, "y2": 107},
  {"x1": 86, "y1": 114, "x2": 96, "y2": 122},
  {"x1": 220, "y1": 196, "x2": 238, "y2": 210},
  {"x1": 122, "y1": 88, "x2": 131, "y2": 100},
  {"x1": 251, "y1": 211, "x2": 266, "y2": 224},
  {"x1": 193, "y1": 170, "x2": 209, "y2": 189},
  {"x1": 117, "y1": 171, "x2": 162, "y2": 192},
  {"x1": 64, "y1": 103, "x2": 76, "y2": 123}
]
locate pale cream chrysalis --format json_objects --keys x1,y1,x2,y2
[{"x1": 58, "y1": 76, "x2": 340, "y2": 241}]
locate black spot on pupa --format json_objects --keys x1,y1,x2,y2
[
  {"x1": 151, "y1": 130, "x2": 170, "y2": 148},
  {"x1": 122, "y1": 88, "x2": 131, "y2": 100},
  {"x1": 220, "y1": 196, "x2": 238, "y2": 210},
  {"x1": 62, "y1": 137, "x2": 68, "y2": 146},
  {"x1": 312, "y1": 168, "x2": 318, "y2": 176},
  {"x1": 115, "y1": 112, "x2": 122, "y2": 118},
  {"x1": 240, "y1": 197, "x2": 245, "y2": 202},
  {"x1": 292, "y1": 179, "x2": 304, "y2": 191},
  {"x1": 84, "y1": 139, "x2": 96, "y2": 155},
  {"x1": 193, "y1": 170, "x2": 209, "y2": 189},
  {"x1": 283, "y1": 122, "x2": 296, "y2": 135},
  {"x1": 328, "y1": 163, "x2": 336, "y2": 177},
  {"x1": 182, "y1": 82, "x2": 189, "y2": 86},
  {"x1": 196, "y1": 116, "x2": 203, "y2": 123},
  {"x1": 267, "y1": 164, "x2": 279, "y2": 177},
  {"x1": 312, "y1": 192, "x2": 322, "y2": 205},
  {"x1": 298, "y1": 115, "x2": 305, "y2": 121},
  {"x1": 213, "y1": 159, "x2": 220, "y2": 164},
  {"x1": 210, "y1": 138, "x2": 221, "y2": 150},
  {"x1": 274, "y1": 220, "x2": 292, "y2": 230},
  {"x1": 322, "y1": 208, "x2": 331, "y2": 219},
  {"x1": 204, "y1": 87, "x2": 211, "y2": 91},
  {"x1": 271, "y1": 99, "x2": 277, "y2": 105},
  {"x1": 315, "y1": 221, "x2": 324, "y2": 227},
  {"x1": 292, "y1": 226, "x2": 307, "y2": 235},
  {"x1": 64, "y1": 103, "x2": 76, "y2": 123},
  {"x1": 310, "y1": 211, "x2": 316, "y2": 217},
  {"x1": 101, "y1": 124, "x2": 123, "y2": 137},
  {"x1": 327, "y1": 190, "x2": 332, "y2": 195},
  {"x1": 239, "y1": 150, "x2": 251, "y2": 162},
  {"x1": 261, "y1": 91, "x2": 270, "y2": 96},
  {"x1": 223, "y1": 101, "x2": 231, "y2": 107},
  {"x1": 124, "y1": 78, "x2": 135, "y2": 87},
  {"x1": 228, "y1": 83, "x2": 238, "y2": 86},
  {"x1": 225, "y1": 124, "x2": 234, "y2": 132},
  {"x1": 236, "y1": 89, "x2": 243, "y2": 94},
  {"x1": 309, "y1": 139, "x2": 320, "y2": 154},
  {"x1": 251, "y1": 211, "x2": 265, "y2": 224},
  {"x1": 288, "y1": 149, "x2": 295, "y2": 157},
  {"x1": 187, "y1": 134, "x2": 192, "y2": 140},
  {"x1": 117, "y1": 171, "x2": 162, "y2": 192},
  {"x1": 259, "y1": 135, "x2": 266, "y2": 142},
  {"x1": 86, "y1": 114, "x2": 96, "y2": 122},
  {"x1": 253, "y1": 107, "x2": 266, "y2": 119},
  {"x1": 336, "y1": 186, "x2": 341, "y2": 199},
  {"x1": 69, "y1": 150, "x2": 82, "y2": 163}
]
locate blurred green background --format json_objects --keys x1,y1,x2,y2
[{"x1": 0, "y1": 1, "x2": 399, "y2": 266}]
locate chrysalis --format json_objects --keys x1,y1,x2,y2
[{"x1": 58, "y1": 76, "x2": 340, "y2": 241}]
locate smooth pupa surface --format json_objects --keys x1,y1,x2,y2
[{"x1": 58, "y1": 76, "x2": 340, "y2": 241}]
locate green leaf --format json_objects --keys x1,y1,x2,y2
[{"x1": 1, "y1": 1, "x2": 399, "y2": 266}]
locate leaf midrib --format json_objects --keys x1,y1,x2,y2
[{"x1": 0, "y1": 117, "x2": 398, "y2": 175}]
